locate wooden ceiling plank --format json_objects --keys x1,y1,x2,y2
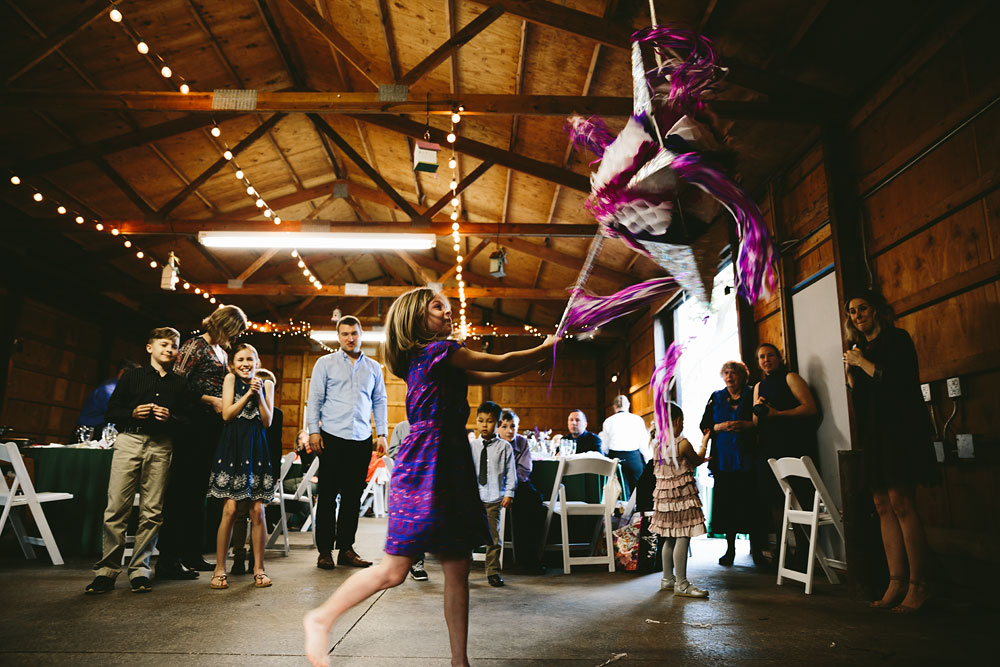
[
  {"x1": 400, "y1": 3, "x2": 506, "y2": 87},
  {"x1": 156, "y1": 112, "x2": 286, "y2": 219},
  {"x1": 502, "y1": 20, "x2": 529, "y2": 224},
  {"x1": 281, "y1": 0, "x2": 391, "y2": 87},
  {"x1": 196, "y1": 283, "x2": 569, "y2": 300},
  {"x1": 421, "y1": 160, "x2": 495, "y2": 222},
  {"x1": 440, "y1": 237, "x2": 491, "y2": 283},
  {"x1": 357, "y1": 114, "x2": 590, "y2": 192},
  {"x1": 253, "y1": 0, "x2": 309, "y2": 88},
  {"x1": 395, "y1": 250, "x2": 436, "y2": 284},
  {"x1": 4, "y1": 0, "x2": 107, "y2": 84},
  {"x1": 373, "y1": 255, "x2": 412, "y2": 285},
  {"x1": 237, "y1": 249, "x2": 280, "y2": 282},
  {"x1": 501, "y1": 236, "x2": 631, "y2": 284},
  {"x1": 94, "y1": 158, "x2": 158, "y2": 218},
  {"x1": 309, "y1": 113, "x2": 421, "y2": 219}
]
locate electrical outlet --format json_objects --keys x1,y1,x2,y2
[
  {"x1": 946, "y1": 377, "x2": 962, "y2": 398},
  {"x1": 933, "y1": 441, "x2": 945, "y2": 463},
  {"x1": 957, "y1": 434, "x2": 974, "y2": 459},
  {"x1": 921, "y1": 383, "x2": 932, "y2": 402}
]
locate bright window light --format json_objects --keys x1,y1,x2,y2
[
  {"x1": 198, "y1": 232, "x2": 436, "y2": 250},
  {"x1": 311, "y1": 328, "x2": 385, "y2": 344}
]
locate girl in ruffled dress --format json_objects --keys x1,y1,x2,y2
[
  {"x1": 206, "y1": 343, "x2": 275, "y2": 590},
  {"x1": 651, "y1": 402, "x2": 710, "y2": 598}
]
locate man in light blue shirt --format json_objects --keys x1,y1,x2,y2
[{"x1": 307, "y1": 316, "x2": 388, "y2": 570}]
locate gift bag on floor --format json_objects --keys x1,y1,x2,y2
[{"x1": 613, "y1": 512, "x2": 659, "y2": 572}]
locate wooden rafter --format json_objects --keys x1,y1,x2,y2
[
  {"x1": 502, "y1": 19, "x2": 529, "y2": 224},
  {"x1": 308, "y1": 114, "x2": 421, "y2": 220},
  {"x1": 373, "y1": 255, "x2": 412, "y2": 285},
  {"x1": 500, "y1": 236, "x2": 633, "y2": 285},
  {"x1": 93, "y1": 158, "x2": 157, "y2": 218},
  {"x1": 4, "y1": 0, "x2": 107, "y2": 84},
  {"x1": 155, "y1": 113, "x2": 286, "y2": 219},
  {"x1": 420, "y1": 161, "x2": 495, "y2": 222},
  {"x1": 237, "y1": 249, "x2": 280, "y2": 282},
  {"x1": 191, "y1": 283, "x2": 568, "y2": 300},
  {"x1": 440, "y1": 238, "x2": 492, "y2": 283},
  {"x1": 395, "y1": 250, "x2": 435, "y2": 284},
  {"x1": 281, "y1": 0, "x2": 392, "y2": 87},
  {"x1": 400, "y1": 4, "x2": 506, "y2": 87}
]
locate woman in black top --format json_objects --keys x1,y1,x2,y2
[{"x1": 844, "y1": 290, "x2": 937, "y2": 613}]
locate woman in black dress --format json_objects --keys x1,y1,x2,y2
[
  {"x1": 844, "y1": 290, "x2": 937, "y2": 613},
  {"x1": 699, "y1": 361, "x2": 763, "y2": 566}
]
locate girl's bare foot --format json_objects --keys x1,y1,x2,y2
[
  {"x1": 869, "y1": 576, "x2": 906, "y2": 608},
  {"x1": 894, "y1": 580, "x2": 929, "y2": 613},
  {"x1": 303, "y1": 608, "x2": 332, "y2": 667}
]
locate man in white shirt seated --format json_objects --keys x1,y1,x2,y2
[{"x1": 600, "y1": 395, "x2": 652, "y2": 499}]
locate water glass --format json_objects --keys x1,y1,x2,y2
[
  {"x1": 102, "y1": 423, "x2": 118, "y2": 446},
  {"x1": 563, "y1": 439, "x2": 576, "y2": 456},
  {"x1": 74, "y1": 425, "x2": 94, "y2": 443}
]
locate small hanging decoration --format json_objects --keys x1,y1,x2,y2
[
  {"x1": 488, "y1": 247, "x2": 506, "y2": 279},
  {"x1": 160, "y1": 251, "x2": 180, "y2": 291},
  {"x1": 413, "y1": 140, "x2": 441, "y2": 173}
]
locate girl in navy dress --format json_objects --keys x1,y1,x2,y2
[
  {"x1": 207, "y1": 343, "x2": 275, "y2": 590},
  {"x1": 304, "y1": 288, "x2": 556, "y2": 667}
]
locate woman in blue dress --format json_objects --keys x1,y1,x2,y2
[
  {"x1": 206, "y1": 343, "x2": 274, "y2": 590},
  {"x1": 304, "y1": 288, "x2": 556, "y2": 667}
]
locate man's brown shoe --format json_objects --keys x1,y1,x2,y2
[
  {"x1": 316, "y1": 552, "x2": 336, "y2": 570},
  {"x1": 337, "y1": 548, "x2": 372, "y2": 568}
]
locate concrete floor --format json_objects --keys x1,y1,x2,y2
[{"x1": 0, "y1": 518, "x2": 994, "y2": 666}]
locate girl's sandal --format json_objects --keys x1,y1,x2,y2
[
  {"x1": 254, "y1": 572, "x2": 272, "y2": 588},
  {"x1": 869, "y1": 576, "x2": 906, "y2": 609},
  {"x1": 209, "y1": 573, "x2": 229, "y2": 589}
]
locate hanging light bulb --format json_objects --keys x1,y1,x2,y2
[
  {"x1": 446, "y1": 132, "x2": 456, "y2": 143},
  {"x1": 451, "y1": 112, "x2": 461, "y2": 123},
  {"x1": 95, "y1": 223, "x2": 104, "y2": 231},
  {"x1": 451, "y1": 222, "x2": 460, "y2": 231},
  {"x1": 136, "y1": 251, "x2": 144, "y2": 259},
  {"x1": 10, "y1": 175, "x2": 20, "y2": 185},
  {"x1": 223, "y1": 150, "x2": 233, "y2": 161},
  {"x1": 109, "y1": 6, "x2": 122, "y2": 22},
  {"x1": 209, "y1": 297, "x2": 216, "y2": 304},
  {"x1": 448, "y1": 158, "x2": 457, "y2": 169},
  {"x1": 453, "y1": 243, "x2": 460, "y2": 252},
  {"x1": 202, "y1": 292, "x2": 210, "y2": 299},
  {"x1": 32, "y1": 192, "x2": 43, "y2": 202},
  {"x1": 75, "y1": 215, "x2": 84, "y2": 224},
  {"x1": 212, "y1": 126, "x2": 222, "y2": 137},
  {"x1": 182, "y1": 282, "x2": 190, "y2": 289},
  {"x1": 57, "y1": 206, "x2": 66, "y2": 214},
  {"x1": 245, "y1": 185, "x2": 255, "y2": 195},
  {"x1": 273, "y1": 216, "x2": 281, "y2": 224},
  {"x1": 263, "y1": 209, "x2": 272, "y2": 218},
  {"x1": 124, "y1": 240, "x2": 132, "y2": 248},
  {"x1": 180, "y1": 83, "x2": 190, "y2": 94},
  {"x1": 449, "y1": 180, "x2": 458, "y2": 190},
  {"x1": 291, "y1": 249, "x2": 298, "y2": 258},
  {"x1": 456, "y1": 264, "x2": 462, "y2": 274},
  {"x1": 111, "y1": 228, "x2": 120, "y2": 235},
  {"x1": 450, "y1": 197, "x2": 459, "y2": 207},
  {"x1": 149, "y1": 260, "x2": 157, "y2": 268},
  {"x1": 456, "y1": 255, "x2": 463, "y2": 263},
  {"x1": 297, "y1": 260, "x2": 305, "y2": 268},
  {"x1": 194, "y1": 287, "x2": 201, "y2": 294},
  {"x1": 160, "y1": 65, "x2": 172, "y2": 78},
  {"x1": 450, "y1": 210, "x2": 459, "y2": 221},
  {"x1": 235, "y1": 169, "x2": 244, "y2": 179},
  {"x1": 136, "y1": 41, "x2": 149, "y2": 54}
]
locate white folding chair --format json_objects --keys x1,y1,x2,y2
[
  {"x1": 0, "y1": 442, "x2": 73, "y2": 565},
  {"x1": 768, "y1": 456, "x2": 847, "y2": 594},
  {"x1": 359, "y1": 456, "x2": 393, "y2": 518},
  {"x1": 284, "y1": 456, "x2": 320, "y2": 545},
  {"x1": 541, "y1": 455, "x2": 620, "y2": 574},
  {"x1": 264, "y1": 452, "x2": 298, "y2": 557},
  {"x1": 472, "y1": 505, "x2": 514, "y2": 569}
]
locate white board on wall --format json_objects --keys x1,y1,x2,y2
[{"x1": 792, "y1": 271, "x2": 852, "y2": 560}]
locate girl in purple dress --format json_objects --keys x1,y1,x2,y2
[{"x1": 304, "y1": 288, "x2": 557, "y2": 667}]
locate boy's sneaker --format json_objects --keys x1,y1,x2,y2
[
  {"x1": 660, "y1": 575, "x2": 675, "y2": 591},
  {"x1": 409, "y1": 560, "x2": 428, "y2": 581},
  {"x1": 84, "y1": 575, "x2": 115, "y2": 595},
  {"x1": 674, "y1": 579, "x2": 709, "y2": 598},
  {"x1": 130, "y1": 576, "x2": 153, "y2": 593}
]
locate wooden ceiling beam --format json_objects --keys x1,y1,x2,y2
[
  {"x1": 500, "y1": 236, "x2": 631, "y2": 285},
  {"x1": 373, "y1": 255, "x2": 412, "y2": 285},
  {"x1": 399, "y1": 4, "x2": 506, "y2": 87},
  {"x1": 440, "y1": 237, "x2": 492, "y2": 283},
  {"x1": 191, "y1": 283, "x2": 569, "y2": 300},
  {"x1": 281, "y1": 0, "x2": 391, "y2": 87},
  {"x1": 356, "y1": 114, "x2": 590, "y2": 192},
  {"x1": 155, "y1": 112, "x2": 286, "y2": 219},
  {"x1": 308, "y1": 113, "x2": 421, "y2": 220},
  {"x1": 237, "y1": 249, "x2": 280, "y2": 282},
  {"x1": 4, "y1": 0, "x2": 107, "y2": 84},
  {"x1": 0, "y1": 90, "x2": 825, "y2": 121},
  {"x1": 395, "y1": 250, "x2": 436, "y2": 284},
  {"x1": 420, "y1": 160, "x2": 495, "y2": 222},
  {"x1": 94, "y1": 158, "x2": 158, "y2": 218}
]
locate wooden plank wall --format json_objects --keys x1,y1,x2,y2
[
  {"x1": 0, "y1": 297, "x2": 146, "y2": 442},
  {"x1": 602, "y1": 310, "x2": 656, "y2": 430},
  {"x1": 846, "y1": 5, "x2": 1000, "y2": 559}
]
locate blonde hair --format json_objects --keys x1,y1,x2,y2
[
  {"x1": 255, "y1": 368, "x2": 276, "y2": 384},
  {"x1": 228, "y1": 342, "x2": 259, "y2": 373},
  {"x1": 382, "y1": 287, "x2": 444, "y2": 378},
  {"x1": 202, "y1": 305, "x2": 248, "y2": 349}
]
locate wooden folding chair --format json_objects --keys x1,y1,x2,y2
[
  {"x1": 768, "y1": 456, "x2": 847, "y2": 594},
  {"x1": 541, "y1": 455, "x2": 620, "y2": 574},
  {"x1": 0, "y1": 443, "x2": 74, "y2": 565}
]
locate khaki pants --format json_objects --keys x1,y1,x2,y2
[
  {"x1": 92, "y1": 432, "x2": 172, "y2": 580},
  {"x1": 484, "y1": 501, "x2": 503, "y2": 576}
]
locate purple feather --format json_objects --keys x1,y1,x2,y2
[
  {"x1": 565, "y1": 116, "x2": 615, "y2": 159},
  {"x1": 556, "y1": 277, "x2": 679, "y2": 339},
  {"x1": 670, "y1": 153, "x2": 778, "y2": 302},
  {"x1": 650, "y1": 342, "x2": 684, "y2": 465}
]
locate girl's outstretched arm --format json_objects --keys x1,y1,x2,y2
[{"x1": 448, "y1": 335, "x2": 557, "y2": 375}]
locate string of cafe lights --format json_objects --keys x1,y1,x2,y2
[
  {"x1": 444, "y1": 107, "x2": 469, "y2": 339},
  {"x1": 291, "y1": 249, "x2": 323, "y2": 290},
  {"x1": 107, "y1": 3, "x2": 191, "y2": 94},
  {"x1": 6, "y1": 170, "x2": 222, "y2": 304}
]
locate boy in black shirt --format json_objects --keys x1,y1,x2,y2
[{"x1": 85, "y1": 327, "x2": 186, "y2": 594}]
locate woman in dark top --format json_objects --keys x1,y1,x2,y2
[
  {"x1": 844, "y1": 290, "x2": 937, "y2": 613},
  {"x1": 700, "y1": 360, "x2": 763, "y2": 566},
  {"x1": 156, "y1": 305, "x2": 249, "y2": 579}
]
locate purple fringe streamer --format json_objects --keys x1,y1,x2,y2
[
  {"x1": 651, "y1": 342, "x2": 684, "y2": 466},
  {"x1": 670, "y1": 153, "x2": 778, "y2": 303},
  {"x1": 555, "y1": 277, "x2": 678, "y2": 339},
  {"x1": 631, "y1": 26, "x2": 721, "y2": 114},
  {"x1": 565, "y1": 116, "x2": 615, "y2": 159}
]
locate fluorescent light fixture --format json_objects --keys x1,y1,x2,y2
[
  {"x1": 198, "y1": 231, "x2": 436, "y2": 250},
  {"x1": 311, "y1": 328, "x2": 386, "y2": 344}
]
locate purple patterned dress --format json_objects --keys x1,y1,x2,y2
[{"x1": 385, "y1": 340, "x2": 490, "y2": 557}]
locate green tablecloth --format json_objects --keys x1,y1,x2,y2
[
  {"x1": 530, "y1": 458, "x2": 604, "y2": 503},
  {"x1": 25, "y1": 447, "x2": 114, "y2": 557}
]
